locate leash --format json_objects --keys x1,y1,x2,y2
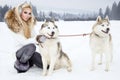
[
  {"x1": 58, "y1": 33, "x2": 91, "y2": 37},
  {"x1": 37, "y1": 33, "x2": 90, "y2": 48}
]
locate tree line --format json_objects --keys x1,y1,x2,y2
[
  {"x1": 0, "y1": 1, "x2": 120, "y2": 22},
  {"x1": 99, "y1": 1, "x2": 120, "y2": 20}
]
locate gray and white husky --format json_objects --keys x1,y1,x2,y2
[
  {"x1": 36, "y1": 20, "x2": 72, "y2": 76},
  {"x1": 90, "y1": 16, "x2": 113, "y2": 71}
]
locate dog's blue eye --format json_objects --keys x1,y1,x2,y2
[
  {"x1": 101, "y1": 24, "x2": 104, "y2": 27},
  {"x1": 48, "y1": 27, "x2": 50, "y2": 29}
]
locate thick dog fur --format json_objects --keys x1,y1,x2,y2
[
  {"x1": 90, "y1": 16, "x2": 113, "y2": 71},
  {"x1": 36, "y1": 20, "x2": 72, "y2": 76}
]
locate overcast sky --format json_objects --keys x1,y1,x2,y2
[{"x1": 0, "y1": 0, "x2": 120, "y2": 12}]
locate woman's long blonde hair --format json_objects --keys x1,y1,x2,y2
[
  {"x1": 17, "y1": 3, "x2": 36, "y2": 38},
  {"x1": 4, "y1": 3, "x2": 36, "y2": 38}
]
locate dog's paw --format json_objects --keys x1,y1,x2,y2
[
  {"x1": 105, "y1": 69, "x2": 109, "y2": 72},
  {"x1": 47, "y1": 72, "x2": 52, "y2": 76},
  {"x1": 98, "y1": 62, "x2": 102, "y2": 65},
  {"x1": 67, "y1": 67, "x2": 72, "y2": 72},
  {"x1": 90, "y1": 67, "x2": 95, "y2": 71},
  {"x1": 42, "y1": 72, "x2": 47, "y2": 76}
]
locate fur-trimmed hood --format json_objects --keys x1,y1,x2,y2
[{"x1": 4, "y1": 3, "x2": 36, "y2": 38}]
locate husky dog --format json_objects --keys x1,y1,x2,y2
[
  {"x1": 90, "y1": 16, "x2": 112, "y2": 71},
  {"x1": 36, "y1": 20, "x2": 72, "y2": 76}
]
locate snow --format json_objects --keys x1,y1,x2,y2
[{"x1": 0, "y1": 21, "x2": 120, "y2": 80}]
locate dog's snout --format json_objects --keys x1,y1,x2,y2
[
  {"x1": 51, "y1": 31, "x2": 55, "y2": 36},
  {"x1": 107, "y1": 28, "x2": 110, "y2": 31}
]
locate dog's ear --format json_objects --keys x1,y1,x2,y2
[
  {"x1": 105, "y1": 15, "x2": 109, "y2": 22},
  {"x1": 41, "y1": 23, "x2": 45, "y2": 29},
  {"x1": 41, "y1": 22, "x2": 48, "y2": 30},
  {"x1": 96, "y1": 16, "x2": 102, "y2": 22},
  {"x1": 45, "y1": 19, "x2": 49, "y2": 22}
]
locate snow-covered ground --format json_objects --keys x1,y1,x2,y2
[{"x1": 0, "y1": 21, "x2": 120, "y2": 80}]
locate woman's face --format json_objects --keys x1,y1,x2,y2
[{"x1": 21, "y1": 8, "x2": 32, "y2": 21}]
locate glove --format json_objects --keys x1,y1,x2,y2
[{"x1": 36, "y1": 35, "x2": 46, "y2": 43}]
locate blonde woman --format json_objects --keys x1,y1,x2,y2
[{"x1": 4, "y1": 2, "x2": 43, "y2": 73}]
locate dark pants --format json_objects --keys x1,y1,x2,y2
[
  {"x1": 14, "y1": 43, "x2": 43, "y2": 73},
  {"x1": 29, "y1": 52, "x2": 43, "y2": 68}
]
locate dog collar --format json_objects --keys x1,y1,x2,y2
[{"x1": 94, "y1": 33, "x2": 100, "y2": 38}]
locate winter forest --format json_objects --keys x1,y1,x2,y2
[
  {"x1": 0, "y1": 1, "x2": 120, "y2": 21},
  {"x1": 0, "y1": 0, "x2": 120, "y2": 80}
]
